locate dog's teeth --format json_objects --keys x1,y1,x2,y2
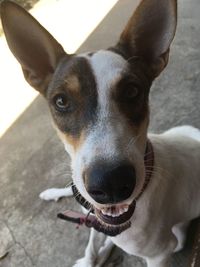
[
  {"x1": 101, "y1": 207, "x2": 112, "y2": 216},
  {"x1": 119, "y1": 209, "x2": 124, "y2": 215},
  {"x1": 100, "y1": 205, "x2": 129, "y2": 217},
  {"x1": 101, "y1": 208, "x2": 111, "y2": 216},
  {"x1": 111, "y1": 212, "x2": 120, "y2": 217},
  {"x1": 101, "y1": 208, "x2": 107, "y2": 215},
  {"x1": 123, "y1": 207, "x2": 129, "y2": 213}
]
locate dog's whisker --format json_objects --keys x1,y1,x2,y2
[
  {"x1": 126, "y1": 135, "x2": 142, "y2": 158},
  {"x1": 145, "y1": 167, "x2": 171, "y2": 178},
  {"x1": 126, "y1": 134, "x2": 141, "y2": 149},
  {"x1": 144, "y1": 163, "x2": 171, "y2": 177},
  {"x1": 65, "y1": 181, "x2": 73, "y2": 188},
  {"x1": 56, "y1": 171, "x2": 72, "y2": 175}
]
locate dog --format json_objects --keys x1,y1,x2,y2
[{"x1": 1, "y1": 0, "x2": 200, "y2": 266}]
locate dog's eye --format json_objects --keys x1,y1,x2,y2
[
  {"x1": 123, "y1": 83, "x2": 138, "y2": 101},
  {"x1": 53, "y1": 93, "x2": 70, "y2": 112}
]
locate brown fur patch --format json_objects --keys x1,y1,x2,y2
[
  {"x1": 57, "y1": 127, "x2": 86, "y2": 152},
  {"x1": 65, "y1": 75, "x2": 80, "y2": 93},
  {"x1": 112, "y1": 65, "x2": 151, "y2": 126}
]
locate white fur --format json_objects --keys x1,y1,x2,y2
[
  {"x1": 39, "y1": 187, "x2": 73, "y2": 201},
  {"x1": 172, "y1": 222, "x2": 189, "y2": 252},
  {"x1": 163, "y1": 125, "x2": 200, "y2": 141}
]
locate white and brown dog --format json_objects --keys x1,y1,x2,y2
[{"x1": 1, "y1": 0, "x2": 200, "y2": 266}]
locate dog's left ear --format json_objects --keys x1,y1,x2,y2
[{"x1": 117, "y1": 0, "x2": 177, "y2": 78}]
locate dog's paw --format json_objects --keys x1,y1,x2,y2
[
  {"x1": 39, "y1": 188, "x2": 61, "y2": 201},
  {"x1": 39, "y1": 187, "x2": 72, "y2": 201},
  {"x1": 72, "y1": 257, "x2": 108, "y2": 267},
  {"x1": 72, "y1": 257, "x2": 94, "y2": 267}
]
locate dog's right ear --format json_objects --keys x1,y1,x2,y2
[{"x1": 0, "y1": 1, "x2": 66, "y2": 95}]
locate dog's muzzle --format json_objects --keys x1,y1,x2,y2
[{"x1": 58, "y1": 140, "x2": 154, "y2": 236}]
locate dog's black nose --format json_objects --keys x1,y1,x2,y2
[{"x1": 85, "y1": 162, "x2": 136, "y2": 204}]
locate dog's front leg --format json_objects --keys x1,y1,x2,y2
[
  {"x1": 73, "y1": 228, "x2": 114, "y2": 267},
  {"x1": 95, "y1": 237, "x2": 114, "y2": 266},
  {"x1": 146, "y1": 233, "x2": 177, "y2": 267},
  {"x1": 146, "y1": 255, "x2": 172, "y2": 267},
  {"x1": 39, "y1": 186, "x2": 73, "y2": 201}
]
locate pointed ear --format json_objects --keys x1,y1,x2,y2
[
  {"x1": 118, "y1": 0, "x2": 177, "y2": 78},
  {"x1": 0, "y1": 1, "x2": 66, "y2": 95}
]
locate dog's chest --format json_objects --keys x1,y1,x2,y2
[
  {"x1": 110, "y1": 208, "x2": 153, "y2": 257},
  {"x1": 111, "y1": 229, "x2": 152, "y2": 259}
]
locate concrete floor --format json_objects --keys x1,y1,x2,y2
[{"x1": 0, "y1": 0, "x2": 200, "y2": 266}]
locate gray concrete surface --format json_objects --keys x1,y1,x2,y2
[{"x1": 0, "y1": 0, "x2": 200, "y2": 266}]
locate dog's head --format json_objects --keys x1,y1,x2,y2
[{"x1": 1, "y1": 0, "x2": 177, "y2": 234}]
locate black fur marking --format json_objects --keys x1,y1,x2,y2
[{"x1": 113, "y1": 69, "x2": 151, "y2": 125}]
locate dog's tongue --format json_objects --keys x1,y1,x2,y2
[{"x1": 57, "y1": 209, "x2": 131, "y2": 236}]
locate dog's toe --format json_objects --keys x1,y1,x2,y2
[{"x1": 72, "y1": 258, "x2": 94, "y2": 267}]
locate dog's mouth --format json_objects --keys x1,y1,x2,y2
[
  {"x1": 72, "y1": 184, "x2": 135, "y2": 236},
  {"x1": 95, "y1": 202, "x2": 136, "y2": 226}
]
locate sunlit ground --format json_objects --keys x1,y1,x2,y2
[{"x1": 0, "y1": 0, "x2": 118, "y2": 137}]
